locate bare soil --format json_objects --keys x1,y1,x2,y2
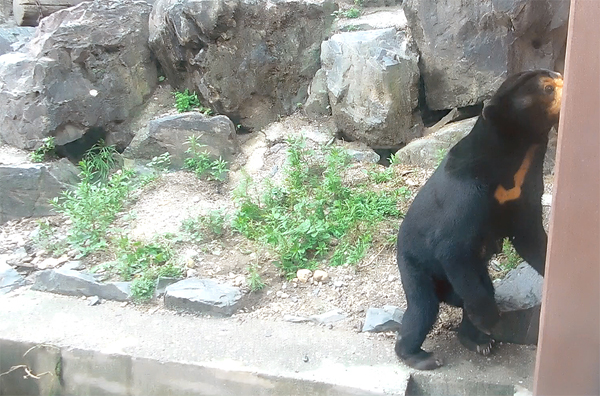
[{"x1": 0, "y1": 112, "x2": 555, "y2": 361}]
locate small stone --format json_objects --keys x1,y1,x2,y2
[
  {"x1": 333, "y1": 280, "x2": 344, "y2": 288},
  {"x1": 186, "y1": 269, "x2": 198, "y2": 278},
  {"x1": 121, "y1": 301, "x2": 129, "y2": 307},
  {"x1": 291, "y1": 296, "x2": 298, "y2": 303},
  {"x1": 232, "y1": 275, "x2": 245, "y2": 287},
  {"x1": 280, "y1": 292, "x2": 289, "y2": 299},
  {"x1": 362, "y1": 305, "x2": 404, "y2": 333},
  {"x1": 60, "y1": 261, "x2": 84, "y2": 271},
  {"x1": 313, "y1": 269, "x2": 329, "y2": 283},
  {"x1": 388, "y1": 274, "x2": 397, "y2": 282},
  {"x1": 293, "y1": 283, "x2": 298, "y2": 288},
  {"x1": 297, "y1": 269, "x2": 312, "y2": 283},
  {"x1": 283, "y1": 315, "x2": 311, "y2": 323},
  {"x1": 88, "y1": 296, "x2": 101, "y2": 306},
  {"x1": 310, "y1": 309, "x2": 347, "y2": 324},
  {"x1": 281, "y1": 283, "x2": 287, "y2": 290},
  {"x1": 303, "y1": 355, "x2": 309, "y2": 363},
  {"x1": 37, "y1": 257, "x2": 62, "y2": 270}
]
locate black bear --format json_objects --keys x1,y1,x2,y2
[{"x1": 395, "y1": 69, "x2": 563, "y2": 370}]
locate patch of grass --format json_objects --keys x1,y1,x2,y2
[
  {"x1": 30, "y1": 137, "x2": 56, "y2": 163},
  {"x1": 498, "y1": 238, "x2": 522, "y2": 272},
  {"x1": 173, "y1": 89, "x2": 213, "y2": 115},
  {"x1": 184, "y1": 135, "x2": 229, "y2": 181},
  {"x1": 181, "y1": 209, "x2": 229, "y2": 242},
  {"x1": 367, "y1": 166, "x2": 395, "y2": 184},
  {"x1": 50, "y1": 144, "x2": 134, "y2": 256},
  {"x1": 114, "y1": 236, "x2": 183, "y2": 302},
  {"x1": 232, "y1": 138, "x2": 405, "y2": 275}
]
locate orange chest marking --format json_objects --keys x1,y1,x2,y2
[{"x1": 494, "y1": 145, "x2": 539, "y2": 204}]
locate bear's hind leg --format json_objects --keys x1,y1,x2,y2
[{"x1": 395, "y1": 266, "x2": 443, "y2": 370}]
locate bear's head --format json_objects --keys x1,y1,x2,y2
[{"x1": 482, "y1": 69, "x2": 563, "y2": 140}]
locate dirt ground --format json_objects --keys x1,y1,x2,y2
[{"x1": 0, "y1": 106, "x2": 555, "y2": 356}]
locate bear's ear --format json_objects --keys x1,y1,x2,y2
[{"x1": 482, "y1": 103, "x2": 498, "y2": 121}]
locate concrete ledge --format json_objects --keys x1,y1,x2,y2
[{"x1": 0, "y1": 289, "x2": 537, "y2": 396}]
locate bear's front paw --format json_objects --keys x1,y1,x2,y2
[{"x1": 466, "y1": 306, "x2": 500, "y2": 335}]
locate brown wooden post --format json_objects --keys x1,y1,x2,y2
[{"x1": 533, "y1": 0, "x2": 600, "y2": 394}]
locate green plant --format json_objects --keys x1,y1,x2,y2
[
  {"x1": 435, "y1": 148, "x2": 448, "y2": 167},
  {"x1": 173, "y1": 89, "x2": 213, "y2": 115},
  {"x1": 498, "y1": 238, "x2": 522, "y2": 271},
  {"x1": 332, "y1": 8, "x2": 361, "y2": 18},
  {"x1": 173, "y1": 89, "x2": 200, "y2": 113},
  {"x1": 30, "y1": 137, "x2": 56, "y2": 162},
  {"x1": 181, "y1": 209, "x2": 229, "y2": 242},
  {"x1": 232, "y1": 138, "x2": 403, "y2": 275},
  {"x1": 51, "y1": 145, "x2": 133, "y2": 256},
  {"x1": 80, "y1": 141, "x2": 118, "y2": 182},
  {"x1": 248, "y1": 263, "x2": 265, "y2": 291},
  {"x1": 158, "y1": 75, "x2": 166, "y2": 82},
  {"x1": 368, "y1": 166, "x2": 395, "y2": 184},
  {"x1": 148, "y1": 152, "x2": 172, "y2": 171},
  {"x1": 184, "y1": 135, "x2": 229, "y2": 181},
  {"x1": 114, "y1": 236, "x2": 182, "y2": 301},
  {"x1": 398, "y1": 186, "x2": 412, "y2": 200},
  {"x1": 389, "y1": 152, "x2": 401, "y2": 166},
  {"x1": 344, "y1": 7, "x2": 361, "y2": 18}
]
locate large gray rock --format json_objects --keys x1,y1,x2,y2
[
  {"x1": 321, "y1": 28, "x2": 421, "y2": 148},
  {"x1": 0, "y1": 27, "x2": 35, "y2": 55},
  {"x1": 393, "y1": 117, "x2": 477, "y2": 168},
  {"x1": 164, "y1": 278, "x2": 242, "y2": 316},
  {"x1": 0, "y1": 158, "x2": 79, "y2": 224},
  {"x1": 405, "y1": 0, "x2": 569, "y2": 110},
  {"x1": 123, "y1": 113, "x2": 238, "y2": 169},
  {"x1": 149, "y1": 0, "x2": 337, "y2": 131},
  {"x1": 0, "y1": 0, "x2": 157, "y2": 150},
  {"x1": 31, "y1": 268, "x2": 131, "y2": 301},
  {"x1": 491, "y1": 262, "x2": 544, "y2": 345},
  {"x1": 0, "y1": 262, "x2": 25, "y2": 294},
  {"x1": 495, "y1": 262, "x2": 543, "y2": 311},
  {"x1": 304, "y1": 68, "x2": 330, "y2": 118}
]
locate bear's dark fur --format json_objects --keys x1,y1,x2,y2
[{"x1": 395, "y1": 69, "x2": 563, "y2": 370}]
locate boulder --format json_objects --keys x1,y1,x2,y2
[
  {"x1": 164, "y1": 278, "x2": 242, "y2": 316},
  {"x1": 148, "y1": 0, "x2": 337, "y2": 131},
  {"x1": 123, "y1": 113, "x2": 239, "y2": 169},
  {"x1": 0, "y1": 158, "x2": 79, "y2": 224},
  {"x1": 0, "y1": 0, "x2": 157, "y2": 150},
  {"x1": 334, "y1": 6, "x2": 407, "y2": 32},
  {"x1": 492, "y1": 262, "x2": 544, "y2": 345},
  {"x1": 304, "y1": 69, "x2": 330, "y2": 118},
  {"x1": 320, "y1": 28, "x2": 421, "y2": 148},
  {"x1": 0, "y1": 262, "x2": 25, "y2": 294},
  {"x1": 404, "y1": 0, "x2": 569, "y2": 110},
  {"x1": 0, "y1": 27, "x2": 35, "y2": 56},
  {"x1": 393, "y1": 117, "x2": 477, "y2": 168},
  {"x1": 31, "y1": 268, "x2": 131, "y2": 301}
]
